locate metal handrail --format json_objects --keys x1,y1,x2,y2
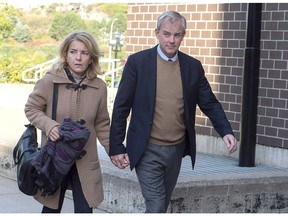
[
  {"x1": 22, "y1": 57, "x2": 123, "y2": 83},
  {"x1": 100, "y1": 65, "x2": 125, "y2": 106},
  {"x1": 22, "y1": 58, "x2": 58, "y2": 82},
  {"x1": 22, "y1": 58, "x2": 124, "y2": 107}
]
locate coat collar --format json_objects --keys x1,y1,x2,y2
[
  {"x1": 48, "y1": 69, "x2": 101, "y2": 89},
  {"x1": 156, "y1": 44, "x2": 178, "y2": 62}
]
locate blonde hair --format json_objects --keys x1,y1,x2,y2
[{"x1": 53, "y1": 30, "x2": 104, "y2": 79}]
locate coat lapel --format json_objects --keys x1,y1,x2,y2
[
  {"x1": 178, "y1": 51, "x2": 194, "y2": 129},
  {"x1": 147, "y1": 47, "x2": 157, "y2": 120},
  {"x1": 178, "y1": 51, "x2": 191, "y2": 105}
]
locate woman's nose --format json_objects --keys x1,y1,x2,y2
[{"x1": 76, "y1": 52, "x2": 82, "y2": 60}]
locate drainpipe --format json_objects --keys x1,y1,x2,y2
[{"x1": 239, "y1": 3, "x2": 262, "y2": 167}]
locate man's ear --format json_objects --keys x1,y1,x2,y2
[{"x1": 155, "y1": 28, "x2": 159, "y2": 39}]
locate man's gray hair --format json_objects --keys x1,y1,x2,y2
[{"x1": 156, "y1": 11, "x2": 187, "y2": 32}]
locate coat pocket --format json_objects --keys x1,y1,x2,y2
[
  {"x1": 90, "y1": 160, "x2": 100, "y2": 170},
  {"x1": 89, "y1": 161, "x2": 102, "y2": 184}
]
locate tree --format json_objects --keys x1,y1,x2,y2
[
  {"x1": 97, "y1": 3, "x2": 127, "y2": 18},
  {"x1": 87, "y1": 18, "x2": 109, "y2": 42},
  {"x1": 109, "y1": 13, "x2": 127, "y2": 36},
  {"x1": 0, "y1": 3, "x2": 21, "y2": 43},
  {"x1": 11, "y1": 20, "x2": 32, "y2": 43},
  {"x1": 49, "y1": 11, "x2": 86, "y2": 41}
]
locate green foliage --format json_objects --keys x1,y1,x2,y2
[
  {"x1": 22, "y1": 14, "x2": 53, "y2": 42},
  {"x1": 109, "y1": 13, "x2": 127, "y2": 37},
  {"x1": 49, "y1": 11, "x2": 86, "y2": 41},
  {"x1": 86, "y1": 18, "x2": 109, "y2": 42},
  {"x1": 98, "y1": 3, "x2": 127, "y2": 35},
  {"x1": 0, "y1": 3, "x2": 21, "y2": 43},
  {"x1": 11, "y1": 20, "x2": 32, "y2": 43},
  {"x1": 105, "y1": 74, "x2": 112, "y2": 87},
  {"x1": 0, "y1": 45, "x2": 57, "y2": 83},
  {"x1": 98, "y1": 3, "x2": 127, "y2": 17},
  {"x1": 0, "y1": 3, "x2": 127, "y2": 83}
]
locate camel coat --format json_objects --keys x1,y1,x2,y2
[{"x1": 25, "y1": 68, "x2": 110, "y2": 209}]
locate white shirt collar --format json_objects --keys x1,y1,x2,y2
[{"x1": 157, "y1": 45, "x2": 178, "y2": 62}]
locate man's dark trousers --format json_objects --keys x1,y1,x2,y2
[{"x1": 135, "y1": 141, "x2": 185, "y2": 213}]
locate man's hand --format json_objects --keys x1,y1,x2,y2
[
  {"x1": 110, "y1": 153, "x2": 130, "y2": 169},
  {"x1": 223, "y1": 134, "x2": 237, "y2": 154}
]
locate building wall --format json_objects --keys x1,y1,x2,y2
[{"x1": 125, "y1": 3, "x2": 288, "y2": 150}]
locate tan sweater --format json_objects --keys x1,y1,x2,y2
[{"x1": 148, "y1": 54, "x2": 185, "y2": 146}]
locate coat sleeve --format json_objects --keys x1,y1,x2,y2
[
  {"x1": 109, "y1": 54, "x2": 137, "y2": 156},
  {"x1": 196, "y1": 63, "x2": 234, "y2": 137},
  {"x1": 24, "y1": 74, "x2": 60, "y2": 138},
  {"x1": 94, "y1": 80, "x2": 110, "y2": 154}
]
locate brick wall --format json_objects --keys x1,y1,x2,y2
[
  {"x1": 125, "y1": 3, "x2": 288, "y2": 149},
  {"x1": 259, "y1": 3, "x2": 288, "y2": 148}
]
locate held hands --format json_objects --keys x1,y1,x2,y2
[
  {"x1": 223, "y1": 134, "x2": 238, "y2": 154},
  {"x1": 110, "y1": 153, "x2": 130, "y2": 169},
  {"x1": 49, "y1": 125, "x2": 60, "y2": 141},
  {"x1": 109, "y1": 136, "x2": 237, "y2": 169}
]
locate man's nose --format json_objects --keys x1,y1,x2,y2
[{"x1": 168, "y1": 35, "x2": 175, "y2": 43}]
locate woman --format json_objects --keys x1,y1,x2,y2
[{"x1": 25, "y1": 30, "x2": 110, "y2": 213}]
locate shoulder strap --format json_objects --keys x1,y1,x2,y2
[{"x1": 52, "y1": 83, "x2": 58, "y2": 120}]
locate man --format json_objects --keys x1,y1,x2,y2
[{"x1": 109, "y1": 11, "x2": 237, "y2": 213}]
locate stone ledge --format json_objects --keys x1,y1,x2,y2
[{"x1": 99, "y1": 159, "x2": 288, "y2": 213}]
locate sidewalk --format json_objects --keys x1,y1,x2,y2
[
  {"x1": 0, "y1": 174, "x2": 108, "y2": 213},
  {"x1": 0, "y1": 174, "x2": 69, "y2": 213}
]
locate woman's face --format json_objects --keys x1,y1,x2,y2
[{"x1": 66, "y1": 40, "x2": 92, "y2": 75}]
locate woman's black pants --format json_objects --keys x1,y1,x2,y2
[{"x1": 41, "y1": 164, "x2": 92, "y2": 213}]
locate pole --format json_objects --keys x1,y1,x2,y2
[
  {"x1": 113, "y1": 44, "x2": 118, "y2": 88},
  {"x1": 108, "y1": 18, "x2": 118, "y2": 71},
  {"x1": 239, "y1": 3, "x2": 262, "y2": 167},
  {"x1": 109, "y1": 18, "x2": 118, "y2": 103},
  {"x1": 114, "y1": 41, "x2": 118, "y2": 69}
]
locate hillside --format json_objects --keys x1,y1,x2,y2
[{"x1": 0, "y1": 2, "x2": 127, "y2": 83}]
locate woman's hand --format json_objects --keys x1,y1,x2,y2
[
  {"x1": 49, "y1": 125, "x2": 60, "y2": 141},
  {"x1": 110, "y1": 153, "x2": 130, "y2": 169}
]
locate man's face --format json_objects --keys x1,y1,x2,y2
[{"x1": 155, "y1": 17, "x2": 186, "y2": 58}]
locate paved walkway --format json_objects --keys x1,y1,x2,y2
[
  {"x1": 0, "y1": 174, "x2": 73, "y2": 213},
  {"x1": 0, "y1": 174, "x2": 109, "y2": 213}
]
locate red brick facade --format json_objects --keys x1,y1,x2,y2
[{"x1": 125, "y1": 3, "x2": 288, "y2": 149}]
